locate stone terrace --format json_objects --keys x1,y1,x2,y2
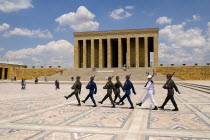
[
  {"x1": 38, "y1": 68, "x2": 182, "y2": 81},
  {"x1": 0, "y1": 81, "x2": 210, "y2": 140}
]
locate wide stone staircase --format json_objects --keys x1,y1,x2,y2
[{"x1": 38, "y1": 68, "x2": 182, "y2": 81}]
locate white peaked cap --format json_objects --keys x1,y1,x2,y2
[{"x1": 147, "y1": 75, "x2": 152, "y2": 78}]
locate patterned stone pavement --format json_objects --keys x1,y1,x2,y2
[{"x1": 0, "y1": 81, "x2": 210, "y2": 140}]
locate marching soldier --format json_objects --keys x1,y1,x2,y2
[
  {"x1": 136, "y1": 75, "x2": 158, "y2": 110},
  {"x1": 98, "y1": 76, "x2": 115, "y2": 108},
  {"x1": 64, "y1": 76, "x2": 82, "y2": 106},
  {"x1": 113, "y1": 76, "x2": 124, "y2": 105},
  {"x1": 116, "y1": 75, "x2": 136, "y2": 109},
  {"x1": 158, "y1": 74, "x2": 181, "y2": 111},
  {"x1": 82, "y1": 76, "x2": 97, "y2": 107}
]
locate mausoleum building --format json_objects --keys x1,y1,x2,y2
[{"x1": 74, "y1": 28, "x2": 159, "y2": 68}]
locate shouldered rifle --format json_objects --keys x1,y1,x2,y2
[
  {"x1": 144, "y1": 73, "x2": 155, "y2": 87},
  {"x1": 163, "y1": 72, "x2": 175, "y2": 87}
]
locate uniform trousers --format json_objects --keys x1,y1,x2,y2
[
  {"x1": 119, "y1": 93, "x2": 133, "y2": 107},
  {"x1": 67, "y1": 91, "x2": 80, "y2": 104},
  {"x1": 140, "y1": 93, "x2": 157, "y2": 106},
  {"x1": 85, "y1": 93, "x2": 96, "y2": 104},
  {"x1": 162, "y1": 94, "x2": 178, "y2": 109},
  {"x1": 101, "y1": 93, "x2": 115, "y2": 106}
]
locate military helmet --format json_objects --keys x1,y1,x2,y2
[
  {"x1": 126, "y1": 75, "x2": 130, "y2": 79},
  {"x1": 76, "y1": 76, "x2": 80, "y2": 79},
  {"x1": 116, "y1": 76, "x2": 119, "y2": 79},
  {"x1": 167, "y1": 74, "x2": 171, "y2": 79},
  {"x1": 90, "y1": 76, "x2": 94, "y2": 80},
  {"x1": 108, "y1": 76, "x2": 112, "y2": 80}
]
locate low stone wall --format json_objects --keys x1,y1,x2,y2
[
  {"x1": 155, "y1": 66, "x2": 210, "y2": 80},
  {"x1": 15, "y1": 68, "x2": 67, "y2": 80}
]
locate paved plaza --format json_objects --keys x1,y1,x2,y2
[{"x1": 0, "y1": 81, "x2": 210, "y2": 140}]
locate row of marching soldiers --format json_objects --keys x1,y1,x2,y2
[{"x1": 64, "y1": 74, "x2": 181, "y2": 111}]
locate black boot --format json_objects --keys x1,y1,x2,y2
[
  {"x1": 158, "y1": 106, "x2": 164, "y2": 109},
  {"x1": 64, "y1": 96, "x2": 68, "y2": 100},
  {"x1": 92, "y1": 104, "x2": 97, "y2": 107},
  {"x1": 98, "y1": 101, "x2": 103, "y2": 104},
  {"x1": 129, "y1": 106, "x2": 134, "y2": 109},
  {"x1": 111, "y1": 105, "x2": 115, "y2": 108},
  {"x1": 116, "y1": 102, "x2": 120, "y2": 105},
  {"x1": 136, "y1": 102, "x2": 142, "y2": 106},
  {"x1": 152, "y1": 106, "x2": 158, "y2": 110},
  {"x1": 172, "y1": 108, "x2": 179, "y2": 111},
  {"x1": 120, "y1": 102, "x2": 125, "y2": 105},
  {"x1": 82, "y1": 100, "x2": 86, "y2": 103},
  {"x1": 77, "y1": 103, "x2": 81, "y2": 106}
]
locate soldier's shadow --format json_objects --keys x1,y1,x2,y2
[
  {"x1": 138, "y1": 108, "x2": 151, "y2": 110},
  {"x1": 100, "y1": 105, "x2": 114, "y2": 108},
  {"x1": 85, "y1": 105, "x2": 96, "y2": 107},
  {"x1": 66, "y1": 104, "x2": 81, "y2": 106}
]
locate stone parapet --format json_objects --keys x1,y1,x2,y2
[{"x1": 155, "y1": 66, "x2": 210, "y2": 80}]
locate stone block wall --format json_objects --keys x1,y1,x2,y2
[
  {"x1": 14, "y1": 68, "x2": 67, "y2": 80},
  {"x1": 155, "y1": 66, "x2": 210, "y2": 80}
]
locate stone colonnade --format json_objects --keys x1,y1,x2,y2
[{"x1": 74, "y1": 28, "x2": 159, "y2": 68}]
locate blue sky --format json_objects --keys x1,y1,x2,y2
[{"x1": 0, "y1": 0, "x2": 210, "y2": 68}]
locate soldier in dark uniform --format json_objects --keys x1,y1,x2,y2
[
  {"x1": 158, "y1": 74, "x2": 181, "y2": 111},
  {"x1": 98, "y1": 76, "x2": 115, "y2": 108},
  {"x1": 113, "y1": 76, "x2": 124, "y2": 105},
  {"x1": 116, "y1": 75, "x2": 136, "y2": 109},
  {"x1": 64, "y1": 76, "x2": 82, "y2": 106},
  {"x1": 82, "y1": 76, "x2": 97, "y2": 107}
]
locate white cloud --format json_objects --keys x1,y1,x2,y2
[
  {"x1": 3, "y1": 40, "x2": 74, "y2": 68},
  {"x1": 125, "y1": 6, "x2": 134, "y2": 10},
  {"x1": 110, "y1": 8, "x2": 132, "y2": 20},
  {"x1": 187, "y1": 14, "x2": 201, "y2": 22},
  {"x1": 55, "y1": 6, "x2": 99, "y2": 32},
  {"x1": 0, "y1": 23, "x2": 10, "y2": 32},
  {"x1": 0, "y1": 0, "x2": 33, "y2": 13},
  {"x1": 159, "y1": 22, "x2": 210, "y2": 65},
  {"x1": 156, "y1": 16, "x2": 172, "y2": 25},
  {"x1": 3, "y1": 28, "x2": 53, "y2": 39},
  {"x1": 192, "y1": 14, "x2": 201, "y2": 21},
  {"x1": 207, "y1": 22, "x2": 210, "y2": 47},
  {"x1": 159, "y1": 23, "x2": 206, "y2": 48}
]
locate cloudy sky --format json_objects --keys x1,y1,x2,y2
[{"x1": 0, "y1": 0, "x2": 210, "y2": 68}]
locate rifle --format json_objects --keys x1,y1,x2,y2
[
  {"x1": 144, "y1": 73, "x2": 155, "y2": 87},
  {"x1": 87, "y1": 76, "x2": 95, "y2": 86},
  {"x1": 163, "y1": 72, "x2": 175, "y2": 87}
]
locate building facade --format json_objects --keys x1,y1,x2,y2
[
  {"x1": 0, "y1": 62, "x2": 27, "y2": 80},
  {"x1": 74, "y1": 28, "x2": 158, "y2": 68}
]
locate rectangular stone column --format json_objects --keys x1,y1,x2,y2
[
  {"x1": 144, "y1": 37, "x2": 148, "y2": 67},
  {"x1": 83, "y1": 40, "x2": 87, "y2": 68},
  {"x1": 2, "y1": 68, "x2": 5, "y2": 80},
  {"x1": 135, "y1": 37, "x2": 139, "y2": 68},
  {"x1": 127, "y1": 37, "x2": 130, "y2": 67},
  {"x1": 74, "y1": 39, "x2": 79, "y2": 68},
  {"x1": 99, "y1": 39, "x2": 103, "y2": 68},
  {"x1": 118, "y1": 38, "x2": 122, "y2": 68},
  {"x1": 91, "y1": 39, "x2": 95, "y2": 68},
  {"x1": 154, "y1": 35, "x2": 158, "y2": 67},
  {"x1": 107, "y1": 38, "x2": 111, "y2": 68}
]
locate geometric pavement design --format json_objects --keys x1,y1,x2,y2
[{"x1": 1, "y1": 81, "x2": 210, "y2": 140}]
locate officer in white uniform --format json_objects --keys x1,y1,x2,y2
[{"x1": 136, "y1": 75, "x2": 158, "y2": 110}]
